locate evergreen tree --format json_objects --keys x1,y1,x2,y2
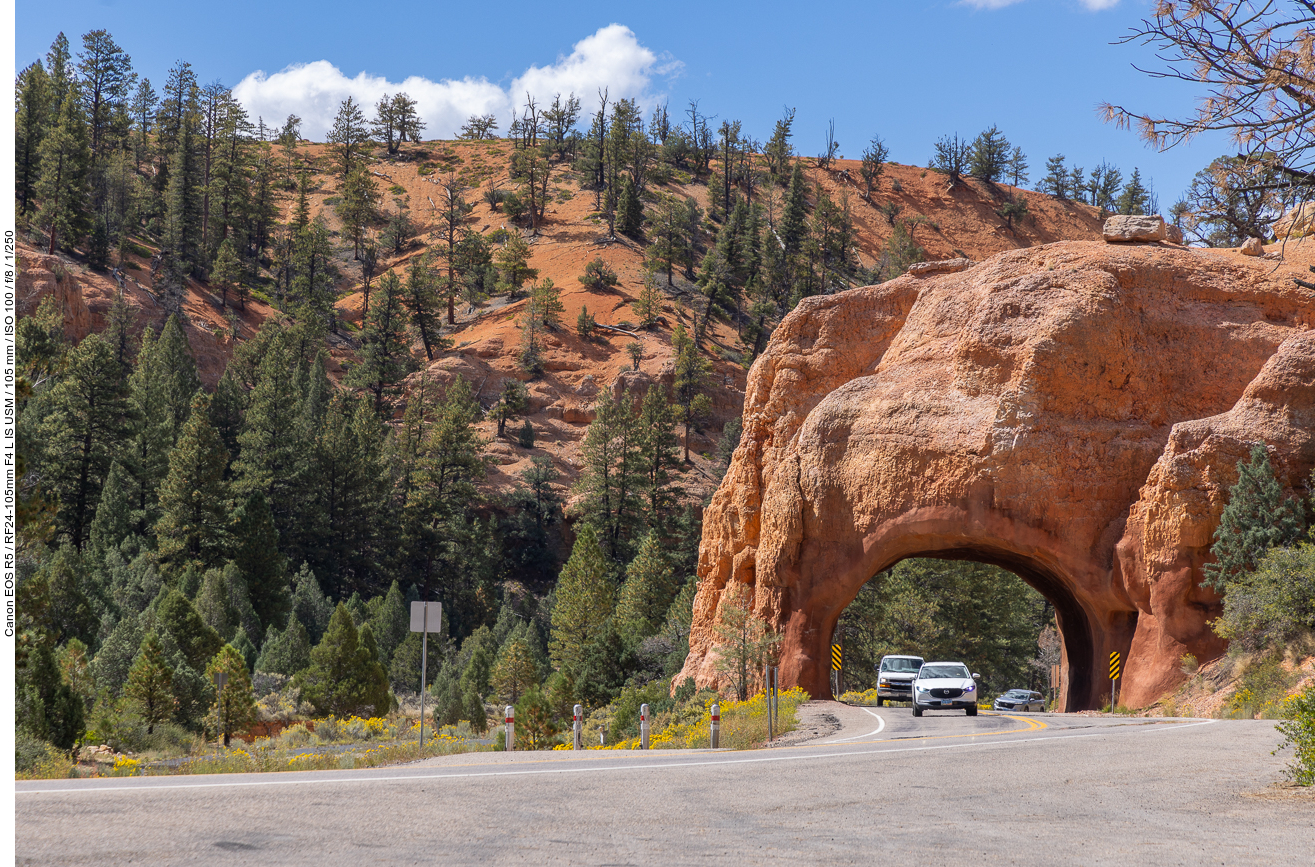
[
  {"x1": 195, "y1": 566, "x2": 235, "y2": 640},
  {"x1": 491, "y1": 634, "x2": 539, "y2": 707},
  {"x1": 230, "y1": 492, "x2": 290, "y2": 632},
  {"x1": 1007, "y1": 145, "x2": 1030, "y2": 190},
  {"x1": 124, "y1": 632, "x2": 175, "y2": 733},
  {"x1": 349, "y1": 270, "x2": 418, "y2": 413},
  {"x1": 209, "y1": 237, "x2": 242, "y2": 309},
  {"x1": 295, "y1": 603, "x2": 390, "y2": 717},
  {"x1": 154, "y1": 392, "x2": 230, "y2": 571},
  {"x1": 860, "y1": 135, "x2": 889, "y2": 198},
  {"x1": 636, "y1": 383, "x2": 680, "y2": 527},
  {"x1": 1117, "y1": 167, "x2": 1151, "y2": 215},
  {"x1": 91, "y1": 612, "x2": 143, "y2": 697},
  {"x1": 531, "y1": 278, "x2": 565, "y2": 331},
  {"x1": 88, "y1": 460, "x2": 133, "y2": 563},
  {"x1": 77, "y1": 29, "x2": 135, "y2": 160},
  {"x1": 156, "y1": 588, "x2": 223, "y2": 672},
  {"x1": 494, "y1": 233, "x2": 538, "y2": 296},
  {"x1": 290, "y1": 563, "x2": 334, "y2": 645},
  {"x1": 1042, "y1": 154, "x2": 1069, "y2": 198},
  {"x1": 18, "y1": 641, "x2": 86, "y2": 749},
  {"x1": 39, "y1": 332, "x2": 134, "y2": 549},
  {"x1": 388, "y1": 629, "x2": 443, "y2": 693},
  {"x1": 230, "y1": 626, "x2": 259, "y2": 672},
  {"x1": 549, "y1": 525, "x2": 616, "y2": 677},
  {"x1": 615, "y1": 532, "x2": 680, "y2": 646},
  {"x1": 336, "y1": 164, "x2": 377, "y2": 260},
  {"x1": 15, "y1": 61, "x2": 51, "y2": 217},
  {"x1": 287, "y1": 219, "x2": 338, "y2": 325},
  {"x1": 491, "y1": 379, "x2": 529, "y2": 438},
  {"x1": 30, "y1": 544, "x2": 98, "y2": 645},
  {"x1": 930, "y1": 133, "x2": 971, "y2": 188},
  {"x1": 616, "y1": 175, "x2": 644, "y2": 236},
  {"x1": 35, "y1": 79, "x2": 93, "y2": 253},
  {"x1": 369, "y1": 581, "x2": 409, "y2": 664},
  {"x1": 672, "y1": 323, "x2": 712, "y2": 463},
  {"x1": 779, "y1": 161, "x2": 808, "y2": 257},
  {"x1": 578, "y1": 257, "x2": 620, "y2": 292},
  {"x1": 327, "y1": 96, "x2": 370, "y2": 176},
  {"x1": 632, "y1": 272, "x2": 664, "y2": 327},
  {"x1": 968, "y1": 125, "x2": 1010, "y2": 183},
  {"x1": 255, "y1": 610, "x2": 312, "y2": 676},
  {"x1": 575, "y1": 390, "x2": 643, "y2": 563},
  {"x1": 402, "y1": 256, "x2": 447, "y2": 362},
  {"x1": 1203, "y1": 445, "x2": 1305, "y2": 591},
  {"x1": 205, "y1": 644, "x2": 257, "y2": 746}
]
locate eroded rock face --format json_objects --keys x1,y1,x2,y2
[{"x1": 678, "y1": 241, "x2": 1315, "y2": 709}]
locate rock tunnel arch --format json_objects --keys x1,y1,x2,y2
[
  {"x1": 675, "y1": 242, "x2": 1315, "y2": 711},
  {"x1": 822, "y1": 540, "x2": 1108, "y2": 711}
]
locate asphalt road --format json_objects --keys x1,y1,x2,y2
[{"x1": 17, "y1": 704, "x2": 1314, "y2": 865}]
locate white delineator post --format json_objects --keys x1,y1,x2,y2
[
  {"x1": 640, "y1": 703, "x2": 650, "y2": 750},
  {"x1": 573, "y1": 704, "x2": 582, "y2": 750},
  {"x1": 505, "y1": 706, "x2": 515, "y2": 751},
  {"x1": 710, "y1": 703, "x2": 720, "y2": 749}
]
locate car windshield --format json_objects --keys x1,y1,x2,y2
[
  {"x1": 881, "y1": 658, "x2": 921, "y2": 672},
  {"x1": 1004, "y1": 690, "x2": 1031, "y2": 698},
  {"x1": 919, "y1": 665, "x2": 970, "y2": 679}
]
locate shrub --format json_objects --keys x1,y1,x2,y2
[
  {"x1": 1275, "y1": 683, "x2": 1315, "y2": 785},
  {"x1": 516, "y1": 420, "x2": 534, "y2": 449}
]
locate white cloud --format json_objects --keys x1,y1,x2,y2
[
  {"x1": 232, "y1": 24, "x2": 678, "y2": 141},
  {"x1": 1077, "y1": 0, "x2": 1120, "y2": 9}
]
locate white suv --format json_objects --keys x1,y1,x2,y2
[{"x1": 912, "y1": 661, "x2": 981, "y2": 716}]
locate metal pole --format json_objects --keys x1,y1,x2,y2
[
  {"x1": 640, "y1": 704, "x2": 649, "y2": 750},
  {"x1": 420, "y1": 603, "x2": 428, "y2": 748},
  {"x1": 573, "y1": 704, "x2": 582, "y2": 751},
  {"x1": 710, "y1": 703, "x2": 720, "y2": 749},
  {"x1": 773, "y1": 667, "x2": 779, "y2": 727},
  {"x1": 766, "y1": 663, "x2": 773, "y2": 742},
  {"x1": 505, "y1": 706, "x2": 515, "y2": 751}
]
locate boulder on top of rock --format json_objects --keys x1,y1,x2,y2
[
  {"x1": 908, "y1": 258, "x2": 975, "y2": 277},
  {"x1": 1166, "y1": 224, "x2": 1184, "y2": 245},
  {"x1": 1241, "y1": 237, "x2": 1264, "y2": 256},
  {"x1": 1103, "y1": 214, "x2": 1167, "y2": 243}
]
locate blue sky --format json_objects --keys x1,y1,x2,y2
[{"x1": 17, "y1": 0, "x2": 1230, "y2": 206}]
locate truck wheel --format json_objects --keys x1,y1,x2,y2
[
  {"x1": 966, "y1": 705, "x2": 978, "y2": 717},
  {"x1": 876, "y1": 698, "x2": 884, "y2": 707}
]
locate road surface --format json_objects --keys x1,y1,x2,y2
[{"x1": 17, "y1": 703, "x2": 1314, "y2": 865}]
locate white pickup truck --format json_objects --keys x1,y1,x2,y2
[{"x1": 875, "y1": 655, "x2": 924, "y2": 706}]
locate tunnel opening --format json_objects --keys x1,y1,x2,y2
[{"x1": 826, "y1": 546, "x2": 1101, "y2": 711}]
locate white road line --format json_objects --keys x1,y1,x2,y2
[
  {"x1": 824, "y1": 706, "x2": 887, "y2": 742},
  {"x1": 17, "y1": 720, "x2": 1216, "y2": 796}
]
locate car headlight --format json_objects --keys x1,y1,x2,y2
[
  {"x1": 963, "y1": 683, "x2": 976, "y2": 692},
  {"x1": 915, "y1": 685, "x2": 929, "y2": 693}
]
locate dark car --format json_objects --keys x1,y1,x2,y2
[{"x1": 993, "y1": 689, "x2": 1045, "y2": 712}]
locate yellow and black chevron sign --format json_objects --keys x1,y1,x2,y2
[
  {"x1": 1109, "y1": 651, "x2": 1121, "y2": 681},
  {"x1": 831, "y1": 644, "x2": 843, "y2": 671}
]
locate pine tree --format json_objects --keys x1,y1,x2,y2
[
  {"x1": 615, "y1": 532, "x2": 680, "y2": 646},
  {"x1": 35, "y1": 79, "x2": 92, "y2": 253},
  {"x1": 15, "y1": 61, "x2": 51, "y2": 217},
  {"x1": 230, "y1": 626, "x2": 259, "y2": 672},
  {"x1": 672, "y1": 323, "x2": 711, "y2": 463},
  {"x1": 327, "y1": 96, "x2": 369, "y2": 177},
  {"x1": 491, "y1": 379, "x2": 529, "y2": 438},
  {"x1": 295, "y1": 603, "x2": 390, "y2": 717},
  {"x1": 549, "y1": 525, "x2": 616, "y2": 677},
  {"x1": 368, "y1": 581, "x2": 409, "y2": 664},
  {"x1": 859, "y1": 135, "x2": 889, "y2": 198},
  {"x1": 632, "y1": 272, "x2": 664, "y2": 327},
  {"x1": 195, "y1": 566, "x2": 235, "y2": 640},
  {"x1": 91, "y1": 612, "x2": 143, "y2": 697},
  {"x1": 230, "y1": 492, "x2": 291, "y2": 632},
  {"x1": 1117, "y1": 167, "x2": 1150, "y2": 215},
  {"x1": 1202, "y1": 445, "x2": 1305, "y2": 591},
  {"x1": 156, "y1": 587, "x2": 224, "y2": 671},
  {"x1": 39, "y1": 333, "x2": 134, "y2": 549},
  {"x1": 336, "y1": 165, "x2": 377, "y2": 260},
  {"x1": 402, "y1": 256, "x2": 447, "y2": 361},
  {"x1": 77, "y1": 29, "x2": 135, "y2": 160},
  {"x1": 154, "y1": 392, "x2": 231, "y2": 571},
  {"x1": 531, "y1": 278, "x2": 565, "y2": 330},
  {"x1": 88, "y1": 460, "x2": 133, "y2": 563},
  {"x1": 578, "y1": 257, "x2": 619, "y2": 292},
  {"x1": 255, "y1": 610, "x2": 312, "y2": 675},
  {"x1": 210, "y1": 237, "x2": 242, "y2": 309},
  {"x1": 616, "y1": 175, "x2": 643, "y2": 236},
  {"x1": 779, "y1": 161, "x2": 808, "y2": 257},
  {"x1": 968, "y1": 125, "x2": 1010, "y2": 183},
  {"x1": 205, "y1": 644, "x2": 257, "y2": 746},
  {"x1": 349, "y1": 270, "x2": 418, "y2": 413},
  {"x1": 575, "y1": 390, "x2": 643, "y2": 563},
  {"x1": 287, "y1": 219, "x2": 338, "y2": 324},
  {"x1": 1007, "y1": 146, "x2": 1029, "y2": 191},
  {"x1": 490, "y1": 635, "x2": 539, "y2": 706},
  {"x1": 636, "y1": 384, "x2": 680, "y2": 528},
  {"x1": 494, "y1": 233, "x2": 538, "y2": 296},
  {"x1": 18, "y1": 641, "x2": 86, "y2": 749},
  {"x1": 1042, "y1": 154, "x2": 1069, "y2": 198},
  {"x1": 290, "y1": 563, "x2": 334, "y2": 645},
  {"x1": 930, "y1": 133, "x2": 971, "y2": 188},
  {"x1": 124, "y1": 632, "x2": 175, "y2": 733}
]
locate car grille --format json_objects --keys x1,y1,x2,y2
[
  {"x1": 996, "y1": 702, "x2": 1014, "y2": 709},
  {"x1": 931, "y1": 688, "x2": 963, "y2": 699}
]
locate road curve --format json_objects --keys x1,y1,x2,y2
[{"x1": 17, "y1": 710, "x2": 1314, "y2": 865}]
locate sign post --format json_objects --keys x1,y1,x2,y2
[
  {"x1": 573, "y1": 704, "x2": 583, "y2": 750},
  {"x1": 832, "y1": 644, "x2": 843, "y2": 697},
  {"x1": 505, "y1": 706, "x2": 515, "y2": 751},
  {"x1": 213, "y1": 671, "x2": 228, "y2": 747},
  {"x1": 1109, "y1": 651, "x2": 1121, "y2": 712},
  {"x1": 640, "y1": 703, "x2": 650, "y2": 750},
  {"x1": 710, "y1": 703, "x2": 720, "y2": 749},
  {"x1": 410, "y1": 601, "x2": 442, "y2": 748}
]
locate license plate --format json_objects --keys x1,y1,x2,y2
[{"x1": 941, "y1": 700, "x2": 953, "y2": 706}]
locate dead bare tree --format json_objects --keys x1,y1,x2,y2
[{"x1": 1102, "y1": 1, "x2": 1315, "y2": 214}]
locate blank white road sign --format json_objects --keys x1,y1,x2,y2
[{"x1": 410, "y1": 600, "x2": 443, "y2": 633}]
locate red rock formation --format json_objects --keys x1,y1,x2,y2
[{"x1": 679, "y1": 241, "x2": 1315, "y2": 709}]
